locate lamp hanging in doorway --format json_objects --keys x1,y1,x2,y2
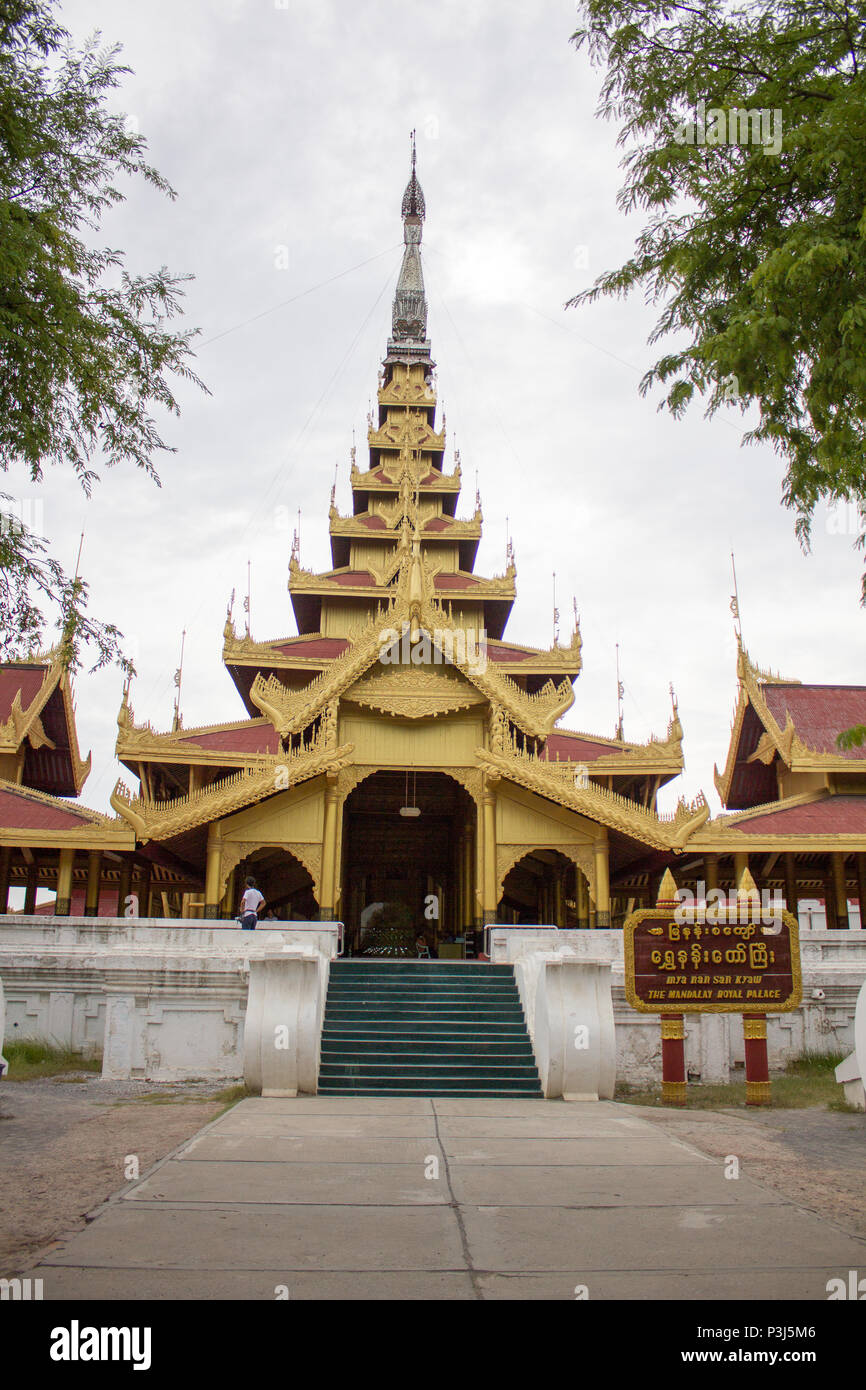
[{"x1": 399, "y1": 767, "x2": 420, "y2": 817}]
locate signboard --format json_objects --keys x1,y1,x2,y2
[{"x1": 624, "y1": 906, "x2": 802, "y2": 1014}]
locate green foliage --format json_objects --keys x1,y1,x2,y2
[
  {"x1": 837, "y1": 723, "x2": 866, "y2": 750},
  {"x1": 3, "y1": 1036, "x2": 101, "y2": 1078},
  {"x1": 0, "y1": 0, "x2": 206, "y2": 667},
  {"x1": 570, "y1": 1, "x2": 866, "y2": 594}
]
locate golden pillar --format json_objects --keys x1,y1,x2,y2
[
  {"x1": 832, "y1": 853, "x2": 849, "y2": 929},
  {"x1": 474, "y1": 799, "x2": 484, "y2": 930},
  {"x1": 462, "y1": 821, "x2": 473, "y2": 931},
  {"x1": 553, "y1": 864, "x2": 565, "y2": 928},
  {"x1": 576, "y1": 868, "x2": 589, "y2": 926},
  {"x1": 319, "y1": 774, "x2": 340, "y2": 920},
  {"x1": 593, "y1": 834, "x2": 610, "y2": 928},
  {"x1": 704, "y1": 854, "x2": 719, "y2": 894},
  {"x1": 482, "y1": 779, "x2": 497, "y2": 925},
  {"x1": 55, "y1": 848, "x2": 75, "y2": 916},
  {"x1": 84, "y1": 850, "x2": 102, "y2": 917},
  {"x1": 733, "y1": 852, "x2": 749, "y2": 886},
  {"x1": 0, "y1": 846, "x2": 11, "y2": 914},
  {"x1": 204, "y1": 822, "x2": 223, "y2": 919}
]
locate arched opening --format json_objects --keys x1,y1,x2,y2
[
  {"x1": 234, "y1": 847, "x2": 317, "y2": 922},
  {"x1": 341, "y1": 770, "x2": 476, "y2": 956},
  {"x1": 499, "y1": 849, "x2": 589, "y2": 928}
]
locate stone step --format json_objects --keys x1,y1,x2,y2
[{"x1": 318, "y1": 1075, "x2": 543, "y2": 1093}]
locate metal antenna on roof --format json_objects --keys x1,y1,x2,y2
[
  {"x1": 616, "y1": 643, "x2": 625, "y2": 741},
  {"x1": 552, "y1": 571, "x2": 560, "y2": 647},
  {"x1": 172, "y1": 629, "x2": 186, "y2": 732},
  {"x1": 730, "y1": 552, "x2": 743, "y2": 648}
]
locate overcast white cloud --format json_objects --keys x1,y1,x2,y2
[{"x1": 11, "y1": 0, "x2": 863, "y2": 817}]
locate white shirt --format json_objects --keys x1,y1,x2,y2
[{"x1": 241, "y1": 888, "x2": 265, "y2": 915}]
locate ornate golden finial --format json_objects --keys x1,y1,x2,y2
[
  {"x1": 616, "y1": 643, "x2": 625, "y2": 740},
  {"x1": 656, "y1": 868, "x2": 679, "y2": 906},
  {"x1": 736, "y1": 865, "x2": 759, "y2": 903}
]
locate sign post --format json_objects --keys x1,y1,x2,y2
[{"x1": 624, "y1": 867, "x2": 802, "y2": 1106}]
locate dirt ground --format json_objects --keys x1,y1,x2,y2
[
  {"x1": 632, "y1": 1103, "x2": 866, "y2": 1238},
  {"x1": 0, "y1": 1074, "x2": 228, "y2": 1276},
  {"x1": 2, "y1": 1078, "x2": 864, "y2": 1279}
]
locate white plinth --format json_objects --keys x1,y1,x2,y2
[
  {"x1": 244, "y1": 942, "x2": 326, "y2": 1097},
  {"x1": 530, "y1": 956, "x2": 616, "y2": 1101}
]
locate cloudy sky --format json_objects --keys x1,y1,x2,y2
[{"x1": 9, "y1": 0, "x2": 866, "y2": 817}]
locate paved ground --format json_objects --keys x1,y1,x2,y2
[{"x1": 24, "y1": 1097, "x2": 866, "y2": 1300}]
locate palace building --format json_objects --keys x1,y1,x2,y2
[{"x1": 2, "y1": 156, "x2": 866, "y2": 949}]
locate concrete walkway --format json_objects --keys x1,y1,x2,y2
[{"x1": 28, "y1": 1098, "x2": 866, "y2": 1300}]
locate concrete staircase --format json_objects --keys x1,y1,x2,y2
[{"x1": 318, "y1": 960, "x2": 542, "y2": 1097}]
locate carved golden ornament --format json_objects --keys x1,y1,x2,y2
[
  {"x1": 476, "y1": 743, "x2": 709, "y2": 852},
  {"x1": 252, "y1": 564, "x2": 574, "y2": 743},
  {"x1": 110, "y1": 732, "x2": 355, "y2": 842},
  {"x1": 345, "y1": 663, "x2": 484, "y2": 720},
  {"x1": 742, "y1": 1017, "x2": 768, "y2": 1041},
  {"x1": 660, "y1": 1018, "x2": 685, "y2": 1041},
  {"x1": 745, "y1": 1080, "x2": 771, "y2": 1104}
]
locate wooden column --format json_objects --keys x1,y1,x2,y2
[
  {"x1": 55, "y1": 848, "x2": 75, "y2": 916},
  {"x1": 743, "y1": 1014, "x2": 771, "y2": 1106},
  {"x1": 784, "y1": 855, "x2": 798, "y2": 918},
  {"x1": 0, "y1": 847, "x2": 11, "y2": 914},
  {"x1": 319, "y1": 775, "x2": 339, "y2": 920},
  {"x1": 84, "y1": 851, "x2": 102, "y2": 917},
  {"x1": 832, "y1": 853, "x2": 849, "y2": 929},
  {"x1": 704, "y1": 853, "x2": 719, "y2": 893},
  {"x1": 823, "y1": 864, "x2": 837, "y2": 930},
  {"x1": 116, "y1": 859, "x2": 133, "y2": 918},
  {"x1": 594, "y1": 834, "x2": 610, "y2": 928},
  {"x1": 24, "y1": 862, "x2": 38, "y2": 914},
  {"x1": 554, "y1": 864, "x2": 565, "y2": 929},
  {"x1": 661, "y1": 1015, "x2": 687, "y2": 1106},
  {"x1": 474, "y1": 799, "x2": 484, "y2": 931},
  {"x1": 733, "y1": 852, "x2": 749, "y2": 884},
  {"x1": 138, "y1": 862, "x2": 152, "y2": 920}
]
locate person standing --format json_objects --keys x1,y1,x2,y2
[{"x1": 239, "y1": 877, "x2": 265, "y2": 930}]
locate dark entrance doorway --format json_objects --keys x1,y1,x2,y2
[{"x1": 342, "y1": 770, "x2": 476, "y2": 955}]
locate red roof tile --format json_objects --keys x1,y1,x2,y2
[
  {"x1": 435, "y1": 574, "x2": 479, "y2": 590},
  {"x1": 541, "y1": 733, "x2": 620, "y2": 763},
  {"x1": 0, "y1": 785, "x2": 94, "y2": 830},
  {"x1": 762, "y1": 684, "x2": 866, "y2": 759},
  {"x1": 487, "y1": 646, "x2": 533, "y2": 663},
  {"x1": 424, "y1": 517, "x2": 450, "y2": 532},
  {"x1": 735, "y1": 795, "x2": 866, "y2": 834},
  {"x1": 270, "y1": 638, "x2": 349, "y2": 660},
  {"x1": 359, "y1": 514, "x2": 387, "y2": 530},
  {"x1": 176, "y1": 725, "x2": 280, "y2": 754},
  {"x1": 0, "y1": 666, "x2": 47, "y2": 722},
  {"x1": 331, "y1": 571, "x2": 375, "y2": 587}
]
